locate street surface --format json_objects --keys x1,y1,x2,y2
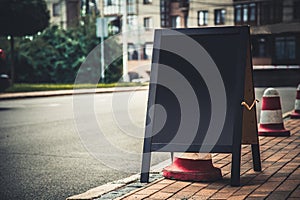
[{"x1": 0, "y1": 87, "x2": 296, "y2": 199}]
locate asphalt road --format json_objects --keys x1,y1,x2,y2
[
  {"x1": 0, "y1": 90, "x2": 169, "y2": 200},
  {"x1": 0, "y1": 87, "x2": 297, "y2": 200}
]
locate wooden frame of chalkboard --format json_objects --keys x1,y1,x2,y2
[{"x1": 141, "y1": 26, "x2": 261, "y2": 186}]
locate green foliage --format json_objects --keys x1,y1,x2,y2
[
  {"x1": 9, "y1": 22, "x2": 122, "y2": 83},
  {"x1": 105, "y1": 56, "x2": 123, "y2": 83},
  {"x1": 0, "y1": 0, "x2": 49, "y2": 37}
]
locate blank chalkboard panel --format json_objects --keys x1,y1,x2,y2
[{"x1": 141, "y1": 26, "x2": 261, "y2": 186}]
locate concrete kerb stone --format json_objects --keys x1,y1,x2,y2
[
  {"x1": 113, "y1": 178, "x2": 165, "y2": 200},
  {"x1": 0, "y1": 86, "x2": 149, "y2": 100},
  {"x1": 66, "y1": 183, "x2": 125, "y2": 200},
  {"x1": 66, "y1": 159, "x2": 172, "y2": 200}
]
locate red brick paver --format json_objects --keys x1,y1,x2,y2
[{"x1": 118, "y1": 119, "x2": 300, "y2": 200}]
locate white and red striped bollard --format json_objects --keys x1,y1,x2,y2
[
  {"x1": 290, "y1": 84, "x2": 300, "y2": 119},
  {"x1": 258, "y1": 88, "x2": 290, "y2": 136}
]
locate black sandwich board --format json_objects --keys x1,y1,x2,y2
[{"x1": 140, "y1": 26, "x2": 262, "y2": 186}]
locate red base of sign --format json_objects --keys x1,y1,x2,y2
[
  {"x1": 290, "y1": 111, "x2": 300, "y2": 119},
  {"x1": 258, "y1": 123, "x2": 290, "y2": 136},
  {"x1": 162, "y1": 157, "x2": 222, "y2": 182}
]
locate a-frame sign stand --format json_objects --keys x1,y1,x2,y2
[
  {"x1": 231, "y1": 41, "x2": 262, "y2": 186},
  {"x1": 141, "y1": 26, "x2": 262, "y2": 187}
]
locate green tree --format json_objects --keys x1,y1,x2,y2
[
  {"x1": 14, "y1": 23, "x2": 122, "y2": 84},
  {"x1": 0, "y1": 0, "x2": 50, "y2": 83}
]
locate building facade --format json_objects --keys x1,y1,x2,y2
[
  {"x1": 233, "y1": 0, "x2": 300, "y2": 66},
  {"x1": 188, "y1": 0, "x2": 234, "y2": 27},
  {"x1": 46, "y1": 0, "x2": 82, "y2": 29},
  {"x1": 101, "y1": 0, "x2": 161, "y2": 60},
  {"x1": 46, "y1": 0, "x2": 300, "y2": 66},
  {"x1": 100, "y1": 0, "x2": 236, "y2": 61}
]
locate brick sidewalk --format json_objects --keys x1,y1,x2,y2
[{"x1": 117, "y1": 119, "x2": 300, "y2": 200}]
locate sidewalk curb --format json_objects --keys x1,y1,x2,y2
[
  {"x1": 66, "y1": 159, "x2": 171, "y2": 200},
  {"x1": 114, "y1": 178, "x2": 164, "y2": 200},
  {"x1": 0, "y1": 86, "x2": 149, "y2": 100},
  {"x1": 66, "y1": 174, "x2": 139, "y2": 200}
]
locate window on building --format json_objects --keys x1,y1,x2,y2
[
  {"x1": 104, "y1": 0, "x2": 120, "y2": 15},
  {"x1": 144, "y1": 17, "x2": 153, "y2": 30},
  {"x1": 235, "y1": 3, "x2": 256, "y2": 25},
  {"x1": 275, "y1": 37, "x2": 296, "y2": 60},
  {"x1": 127, "y1": 0, "x2": 136, "y2": 14},
  {"x1": 108, "y1": 17, "x2": 121, "y2": 34},
  {"x1": 160, "y1": 0, "x2": 170, "y2": 27},
  {"x1": 171, "y1": 16, "x2": 181, "y2": 28},
  {"x1": 258, "y1": 38, "x2": 267, "y2": 57},
  {"x1": 235, "y1": 5, "x2": 241, "y2": 22},
  {"x1": 53, "y1": 3, "x2": 61, "y2": 16},
  {"x1": 105, "y1": 0, "x2": 112, "y2": 6},
  {"x1": 260, "y1": 0, "x2": 282, "y2": 25},
  {"x1": 184, "y1": 15, "x2": 188, "y2": 27},
  {"x1": 198, "y1": 10, "x2": 208, "y2": 26},
  {"x1": 214, "y1": 9, "x2": 226, "y2": 25},
  {"x1": 249, "y1": 3, "x2": 256, "y2": 21},
  {"x1": 144, "y1": 0, "x2": 152, "y2": 4},
  {"x1": 128, "y1": 43, "x2": 135, "y2": 60},
  {"x1": 243, "y1": 4, "x2": 248, "y2": 22},
  {"x1": 294, "y1": 1, "x2": 300, "y2": 20},
  {"x1": 161, "y1": 15, "x2": 166, "y2": 27},
  {"x1": 252, "y1": 36, "x2": 271, "y2": 58},
  {"x1": 144, "y1": 43, "x2": 153, "y2": 60}
]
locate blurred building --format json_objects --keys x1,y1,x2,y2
[
  {"x1": 100, "y1": 0, "x2": 161, "y2": 60},
  {"x1": 46, "y1": 0, "x2": 81, "y2": 29},
  {"x1": 100, "y1": 0, "x2": 235, "y2": 61},
  {"x1": 188, "y1": 0, "x2": 234, "y2": 27},
  {"x1": 45, "y1": 0, "x2": 299, "y2": 66},
  {"x1": 233, "y1": 0, "x2": 300, "y2": 66}
]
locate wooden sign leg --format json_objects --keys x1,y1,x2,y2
[
  {"x1": 141, "y1": 137, "x2": 152, "y2": 183},
  {"x1": 231, "y1": 147, "x2": 241, "y2": 186},
  {"x1": 141, "y1": 152, "x2": 151, "y2": 182},
  {"x1": 251, "y1": 144, "x2": 262, "y2": 171}
]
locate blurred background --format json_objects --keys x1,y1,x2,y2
[{"x1": 0, "y1": 0, "x2": 299, "y2": 90}]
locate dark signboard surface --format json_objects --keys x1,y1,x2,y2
[
  {"x1": 149, "y1": 27, "x2": 247, "y2": 152},
  {"x1": 141, "y1": 26, "x2": 261, "y2": 186}
]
